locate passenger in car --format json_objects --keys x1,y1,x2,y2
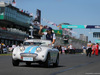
[{"x1": 39, "y1": 25, "x2": 56, "y2": 45}]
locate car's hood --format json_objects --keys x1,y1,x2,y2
[{"x1": 23, "y1": 46, "x2": 39, "y2": 53}]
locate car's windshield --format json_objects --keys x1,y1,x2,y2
[{"x1": 23, "y1": 42, "x2": 47, "y2": 46}]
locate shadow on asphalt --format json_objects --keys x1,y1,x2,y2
[{"x1": 19, "y1": 64, "x2": 65, "y2": 68}]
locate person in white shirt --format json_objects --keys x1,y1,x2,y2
[
  {"x1": 69, "y1": 44, "x2": 73, "y2": 54},
  {"x1": 86, "y1": 41, "x2": 92, "y2": 57}
]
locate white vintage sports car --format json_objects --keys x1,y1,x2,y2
[{"x1": 12, "y1": 39, "x2": 59, "y2": 67}]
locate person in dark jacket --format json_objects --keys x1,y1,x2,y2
[
  {"x1": 39, "y1": 25, "x2": 56, "y2": 45},
  {"x1": 57, "y1": 45, "x2": 62, "y2": 54}
]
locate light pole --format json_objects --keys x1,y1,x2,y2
[{"x1": 29, "y1": 25, "x2": 34, "y2": 39}]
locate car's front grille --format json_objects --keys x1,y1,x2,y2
[{"x1": 20, "y1": 53, "x2": 38, "y2": 57}]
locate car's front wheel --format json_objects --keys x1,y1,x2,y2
[
  {"x1": 44, "y1": 53, "x2": 51, "y2": 68},
  {"x1": 12, "y1": 59, "x2": 19, "y2": 66},
  {"x1": 53, "y1": 54, "x2": 59, "y2": 67}
]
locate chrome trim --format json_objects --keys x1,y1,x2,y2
[{"x1": 20, "y1": 53, "x2": 38, "y2": 57}]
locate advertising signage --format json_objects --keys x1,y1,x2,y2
[
  {"x1": 62, "y1": 25, "x2": 100, "y2": 29},
  {"x1": 86, "y1": 25, "x2": 95, "y2": 29},
  {"x1": 42, "y1": 29, "x2": 62, "y2": 35},
  {"x1": 94, "y1": 25, "x2": 100, "y2": 29},
  {"x1": 96, "y1": 40, "x2": 100, "y2": 43},
  {"x1": 62, "y1": 25, "x2": 86, "y2": 29},
  {"x1": 86, "y1": 25, "x2": 100, "y2": 29}
]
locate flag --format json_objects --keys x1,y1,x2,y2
[
  {"x1": 12, "y1": 0, "x2": 16, "y2": 7},
  {"x1": 52, "y1": 23, "x2": 57, "y2": 26},
  {"x1": 42, "y1": 18, "x2": 58, "y2": 27}
]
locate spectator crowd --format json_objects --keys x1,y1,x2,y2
[{"x1": 54, "y1": 44, "x2": 76, "y2": 54}]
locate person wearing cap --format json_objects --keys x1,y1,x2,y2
[{"x1": 39, "y1": 25, "x2": 56, "y2": 45}]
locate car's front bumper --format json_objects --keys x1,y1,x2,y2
[{"x1": 13, "y1": 51, "x2": 48, "y2": 62}]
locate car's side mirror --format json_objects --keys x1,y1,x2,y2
[
  {"x1": 51, "y1": 44, "x2": 55, "y2": 49},
  {"x1": 52, "y1": 44, "x2": 54, "y2": 47}
]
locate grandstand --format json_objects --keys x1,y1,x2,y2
[{"x1": 0, "y1": 2, "x2": 40, "y2": 46}]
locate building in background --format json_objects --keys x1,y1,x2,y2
[
  {"x1": 0, "y1": 2, "x2": 40, "y2": 46},
  {"x1": 79, "y1": 34, "x2": 88, "y2": 42},
  {"x1": 33, "y1": 9, "x2": 41, "y2": 25}
]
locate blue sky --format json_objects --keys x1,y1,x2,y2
[{"x1": 16, "y1": 0, "x2": 100, "y2": 43}]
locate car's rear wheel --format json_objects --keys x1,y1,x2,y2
[
  {"x1": 44, "y1": 53, "x2": 51, "y2": 68},
  {"x1": 12, "y1": 59, "x2": 19, "y2": 66},
  {"x1": 53, "y1": 54, "x2": 59, "y2": 67},
  {"x1": 26, "y1": 62, "x2": 31, "y2": 66}
]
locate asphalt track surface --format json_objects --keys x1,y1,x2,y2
[{"x1": 0, "y1": 54, "x2": 100, "y2": 75}]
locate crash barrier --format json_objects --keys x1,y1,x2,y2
[
  {"x1": 75, "y1": 49, "x2": 83, "y2": 53},
  {"x1": 65, "y1": 49, "x2": 83, "y2": 54},
  {"x1": 65, "y1": 49, "x2": 100, "y2": 54}
]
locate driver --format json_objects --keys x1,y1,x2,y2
[{"x1": 39, "y1": 25, "x2": 56, "y2": 45}]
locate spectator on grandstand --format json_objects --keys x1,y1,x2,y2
[{"x1": 24, "y1": 37, "x2": 28, "y2": 40}]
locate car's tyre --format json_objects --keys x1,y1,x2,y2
[
  {"x1": 44, "y1": 53, "x2": 51, "y2": 68},
  {"x1": 12, "y1": 59, "x2": 19, "y2": 66},
  {"x1": 26, "y1": 62, "x2": 31, "y2": 66},
  {"x1": 53, "y1": 54, "x2": 59, "y2": 67}
]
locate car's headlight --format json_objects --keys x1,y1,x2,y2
[
  {"x1": 20, "y1": 46, "x2": 25, "y2": 51},
  {"x1": 36, "y1": 47, "x2": 42, "y2": 52}
]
